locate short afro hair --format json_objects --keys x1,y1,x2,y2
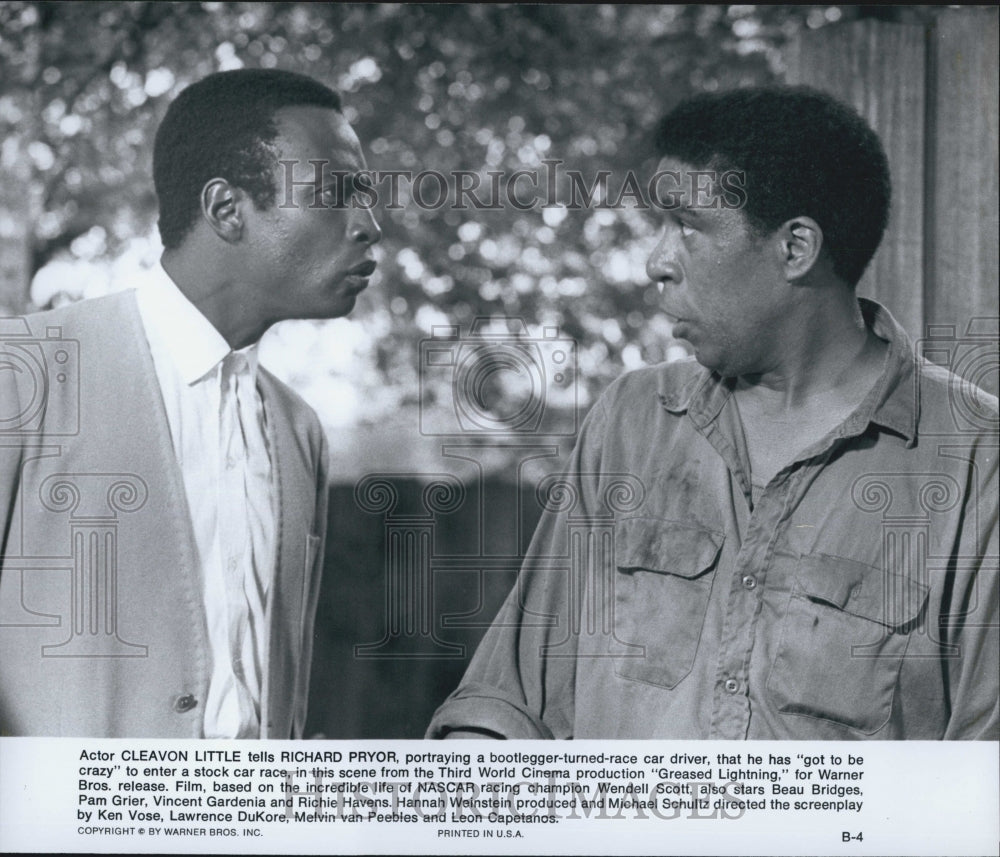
[
  {"x1": 654, "y1": 86, "x2": 891, "y2": 287},
  {"x1": 153, "y1": 68, "x2": 342, "y2": 250}
]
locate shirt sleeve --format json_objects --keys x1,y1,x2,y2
[
  {"x1": 942, "y1": 435, "x2": 999, "y2": 740},
  {"x1": 0, "y1": 358, "x2": 24, "y2": 566},
  {"x1": 425, "y1": 395, "x2": 612, "y2": 740}
]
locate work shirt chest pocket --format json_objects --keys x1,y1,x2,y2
[
  {"x1": 612, "y1": 518, "x2": 724, "y2": 689},
  {"x1": 767, "y1": 554, "x2": 929, "y2": 734}
]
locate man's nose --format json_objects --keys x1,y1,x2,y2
[
  {"x1": 646, "y1": 233, "x2": 681, "y2": 286},
  {"x1": 349, "y1": 207, "x2": 382, "y2": 246}
]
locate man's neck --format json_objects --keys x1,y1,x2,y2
[
  {"x1": 160, "y1": 251, "x2": 271, "y2": 351},
  {"x1": 736, "y1": 291, "x2": 886, "y2": 412},
  {"x1": 731, "y1": 294, "x2": 889, "y2": 487}
]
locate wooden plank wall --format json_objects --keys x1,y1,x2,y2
[
  {"x1": 929, "y1": 9, "x2": 1000, "y2": 342},
  {"x1": 785, "y1": 8, "x2": 999, "y2": 395},
  {"x1": 786, "y1": 19, "x2": 927, "y2": 338}
]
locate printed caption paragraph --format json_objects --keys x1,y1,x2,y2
[{"x1": 1, "y1": 739, "x2": 997, "y2": 855}]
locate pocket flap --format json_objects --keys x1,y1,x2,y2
[
  {"x1": 795, "y1": 554, "x2": 928, "y2": 628},
  {"x1": 616, "y1": 517, "x2": 724, "y2": 579}
]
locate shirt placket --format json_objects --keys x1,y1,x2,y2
[
  {"x1": 695, "y1": 389, "x2": 882, "y2": 738},
  {"x1": 218, "y1": 354, "x2": 256, "y2": 733},
  {"x1": 685, "y1": 387, "x2": 806, "y2": 738},
  {"x1": 711, "y1": 461, "x2": 798, "y2": 738}
]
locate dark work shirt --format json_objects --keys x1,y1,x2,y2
[{"x1": 427, "y1": 300, "x2": 999, "y2": 739}]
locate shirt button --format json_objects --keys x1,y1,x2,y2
[
  {"x1": 228, "y1": 557, "x2": 238, "y2": 572},
  {"x1": 742, "y1": 575, "x2": 757, "y2": 590},
  {"x1": 226, "y1": 456, "x2": 237, "y2": 469},
  {"x1": 724, "y1": 678, "x2": 740, "y2": 694},
  {"x1": 173, "y1": 694, "x2": 198, "y2": 713}
]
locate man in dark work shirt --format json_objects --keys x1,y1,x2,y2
[{"x1": 427, "y1": 86, "x2": 998, "y2": 740}]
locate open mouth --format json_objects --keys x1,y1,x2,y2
[{"x1": 347, "y1": 260, "x2": 377, "y2": 277}]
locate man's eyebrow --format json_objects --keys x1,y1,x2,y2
[{"x1": 319, "y1": 169, "x2": 358, "y2": 187}]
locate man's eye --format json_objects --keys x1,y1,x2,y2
[
  {"x1": 680, "y1": 221, "x2": 696, "y2": 238},
  {"x1": 321, "y1": 186, "x2": 347, "y2": 207}
]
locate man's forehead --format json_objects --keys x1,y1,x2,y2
[
  {"x1": 654, "y1": 155, "x2": 731, "y2": 211},
  {"x1": 273, "y1": 104, "x2": 365, "y2": 170}
]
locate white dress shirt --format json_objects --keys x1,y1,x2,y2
[{"x1": 135, "y1": 264, "x2": 276, "y2": 738}]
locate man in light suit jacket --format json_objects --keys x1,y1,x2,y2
[{"x1": 0, "y1": 69, "x2": 381, "y2": 737}]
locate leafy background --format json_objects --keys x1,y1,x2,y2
[
  {"x1": 0, "y1": 2, "x2": 903, "y2": 477},
  {"x1": 5, "y1": 2, "x2": 982, "y2": 738}
]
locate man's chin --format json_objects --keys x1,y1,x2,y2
[
  {"x1": 329, "y1": 294, "x2": 357, "y2": 318},
  {"x1": 689, "y1": 344, "x2": 731, "y2": 376},
  {"x1": 300, "y1": 294, "x2": 356, "y2": 322},
  {"x1": 694, "y1": 352, "x2": 753, "y2": 380}
]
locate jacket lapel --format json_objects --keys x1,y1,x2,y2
[{"x1": 258, "y1": 372, "x2": 312, "y2": 738}]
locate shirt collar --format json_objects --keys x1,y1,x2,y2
[
  {"x1": 855, "y1": 298, "x2": 918, "y2": 444},
  {"x1": 136, "y1": 262, "x2": 259, "y2": 386},
  {"x1": 657, "y1": 298, "x2": 919, "y2": 445}
]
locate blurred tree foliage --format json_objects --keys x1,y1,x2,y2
[{"x1": 1, "y1": 2, "x2": 878, "y2": 408}]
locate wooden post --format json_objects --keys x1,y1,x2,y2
[{"x1": 927, "y1": 7, "x2": 999, "y2": 345}]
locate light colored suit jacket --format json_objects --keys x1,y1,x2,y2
[{"x1": 0, "y1": 290, "x2": 328, "y2": 737}]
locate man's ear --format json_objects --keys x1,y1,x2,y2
[
  {"x1": 777, "y1": 216, "x2": 823, "y2": 281},
  {"x1": 201, "y1": 178, "x2": 244, "y2": 243}
]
